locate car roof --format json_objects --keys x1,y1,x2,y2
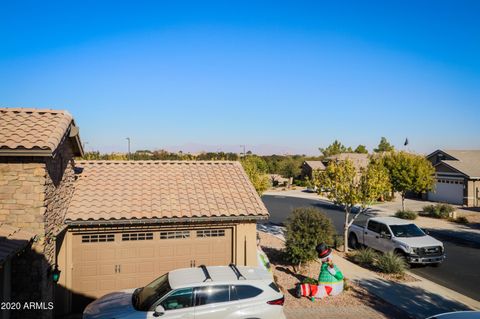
[
  {"x1": 168, "y1": 266, "x2": 272, "y2": 289},
  {"x1": 369, "y1": 217, "x2": 413, "y2": 226}
]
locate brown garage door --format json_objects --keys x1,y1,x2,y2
[{"x1": 71, "y1": 228, "x2": 232, "y2": 309}]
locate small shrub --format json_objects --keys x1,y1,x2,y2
[
  {"x1": 454, "y1": 216, "x2": 469, "y2": 224},
  {"x1": 376, "y1": 251, "x2": 406, "y2": 274},
  {"x1": 352, "y1": 248, "x2": 377, "y2": 266},
  {"x1": 395, "y1": 210, "x2": 418, "y2": 220},
  {"x1": 284, "y1": 207, "x2": 335, "y2": 268},
  {"x1": 422, "y1": 204, "x2": 435, "y2": 215},
  {"x1": 422, "y1": 203, "x2": 455, "y2": 219}
]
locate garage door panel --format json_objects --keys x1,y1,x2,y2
[
  {"x1": 99, "y1": 264, "x2": 115, "y2": 275},
  {"x1": 137, "y1": 261, "x2": 155, "y2": 273},
  {"x1": 138, "y1": 247, "x2": 154, "y2": 258},
  {"x1": 118, "y1": 248, "x2": 136, "y2": 259},
  {"x1": 98, "y1": 250, "x2": 115, "y2": 261}
]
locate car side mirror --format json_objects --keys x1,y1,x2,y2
[
  {"x1": 423, "y1": 229, "x2": 430, "y2": 235},
  {"x1": 153, "y1": 305, "x2": 165, "y2": 317}
]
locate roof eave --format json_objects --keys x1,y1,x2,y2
[
  {"x1": 64, "y1": 215, "x2": 269, "y2": 227},
  {"x1": 0, "y1": 148, "x2": 52, "y2": 157}
]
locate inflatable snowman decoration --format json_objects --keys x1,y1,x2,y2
[{"x1": 296, "y1": 243, "x2": 344, "y2": 299}]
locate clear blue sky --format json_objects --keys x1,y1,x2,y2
[{"x1": 1, "y1": 1, "x2": 479, "y2": 155}]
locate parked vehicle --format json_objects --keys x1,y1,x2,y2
[
  {"x1": 348, "y1": 217, "x2": 446, "y2": 265},
  {"x1": 83, "y1": 264, "x2": 286, "y2": 319}
]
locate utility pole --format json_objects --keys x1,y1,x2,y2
[
  {"x1": 240, "y1": 145, "x2": 246, "y2": 157},
  {"x1": 126, "y1": 137, "x2": 131, "y2": 160}
]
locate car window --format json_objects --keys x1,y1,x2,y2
[
  {"x1": 367, "y1": 220, "x2": 380, "y2": 233},
  {"x1": 379, "y1": 223, "x2": 391, "y2": 235},
  {"x1": 231, "y1": 285, "x2": 263, "y2": 300},
  {"x1": 195, "y1": 285, "x2": 230, "y2": 306},
  {"x1": 390, "y1": 224, "x2": 425, "y2": 238},
  {"x1": 160, "y1": 288, "x2": 194, "y2": 310},
  {"x1": 135, "y1": 273, "x2": 172, "y2": 311}
]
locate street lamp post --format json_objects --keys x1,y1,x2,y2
[{"x1": 126, "y1": 137, "x2": 131, "y2": 160}]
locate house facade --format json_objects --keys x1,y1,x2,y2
[
  {"x1": 0, "y1": 108, "x2": 269, "y2": 317},
  {"x1": 0, "y1": 108, "x2": 84, "y2": 319},
  {"x1": 426, "y1": 150, "x2": 480, "y2": 207}
]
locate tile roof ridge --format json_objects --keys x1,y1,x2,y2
[{"x1": 0, "y1": 107, "x2": 71, "y2": 117}]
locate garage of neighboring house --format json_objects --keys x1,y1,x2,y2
[
  {"x1": 56, "y1": 160, "x2": 269, "y2": 312},
  {"x1": 426, "y1": 150, "x2": 480, "y2": 207},
  {"x1": 428, "y1": 178, "x2": 464, "y2": 205}
]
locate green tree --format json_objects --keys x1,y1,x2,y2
[
  {"x1": 319, "y1": 140, "x2": 353, "y2": 157},
  {"x1": 278, "y1": 157, "x2": 301, "y2": 179},
  {"x1": 314, "y1": 159, "x2": 390, "y2": 252},
  {"x1": 354, "y1": 145, "x2": 368, "y2": 154},
  {"x1": 381, "y1": 151, "x2": 435, "y2": 211},
  {"x1": 284, "y1": 207, "x2": 335, "y2": 270},
  {"x1": 241, "y1": 156, "x2": 271, "y2": 195},
  {"x1": 374, "y1": 137, "x2": 395, "y2": 153}
]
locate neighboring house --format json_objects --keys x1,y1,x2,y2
[
  {"x1": 323, "y1": 153, "x2": 370, "y2": 172},
  {"x1": 269, "y1": 174, "x2": 289, "y2": 186},
  {"x1": 426, "y1": 150, "x2": 480, "y2": 207},
  {"x1": 0, "y1": 107, "x2": 269, "y2": 317},
  {"x1": 301, "y1": 161, "x2": 326, "y2": 180}
]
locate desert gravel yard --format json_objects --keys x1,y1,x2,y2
[{"x1": 258, "y1": 231, "x2": 413, "y2": 318}]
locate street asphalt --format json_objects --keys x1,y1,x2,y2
[{"x1": 261, "y1": 194, "x2": 480, "y2": 302}]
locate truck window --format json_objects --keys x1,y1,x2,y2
[
  {"x1": 367, "y1": 221, "x2": 380, "y2": 233},
  {"x1": 379, "y1": 224, "x2": 391, "y2": 235}
]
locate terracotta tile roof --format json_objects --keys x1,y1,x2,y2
[
  {"x1": 0, "y1": 224, "x2": 36, "y2": 264},
  {"x1": 0, "y1": 107, "x2": 83, "y2": 156},
  {"x1": 65, "y1": 161, "x2": 269, "y2": 224}
]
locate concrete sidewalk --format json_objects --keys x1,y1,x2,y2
[{"x1": 334, "y1": 253, "x2": 480, "y2": 319}]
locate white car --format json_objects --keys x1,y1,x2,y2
[{"x1": 83, "y1": 264, "x2": 286, "y2": 319}]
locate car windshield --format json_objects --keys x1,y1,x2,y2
[
  {"x1": 390, "y1": 224, "x2": 425, "y2": 238},
  {"x1": 133, "y1": 273, "x2": 172, "y2": 311}
]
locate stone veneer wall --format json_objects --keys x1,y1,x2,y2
[
  {"x1": 0, "y1": 138, "x2": 76, "y2": 319},
  {"x1": 0, "y1": 157, "x2": 47, "y2": 318}
]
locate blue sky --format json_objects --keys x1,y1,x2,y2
[{"x1": 1, "y1": 1, "x2": 479, "y2": 155}]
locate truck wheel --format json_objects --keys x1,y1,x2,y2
[{"x1": 348, "y1": 233, "x2": 359, "y2": 249}]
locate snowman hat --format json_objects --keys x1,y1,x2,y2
[{"x1": 316, "y1": 243, "x2": 332, "y2": 260}]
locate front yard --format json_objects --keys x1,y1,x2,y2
[{"x1": 258, "y1": 231, "x2": 412, "y2": 318}]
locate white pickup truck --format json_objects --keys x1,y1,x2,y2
[{"x1": 348, "y1": 217, "x2": 446, "y2": 265}]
